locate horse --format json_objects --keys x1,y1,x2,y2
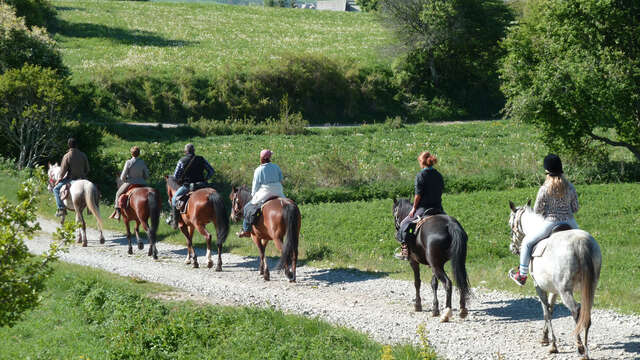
[
  {"x1": 230, "y1": 185, "x2": 300, "y2": 282},
  {"x1": 164, "y1": 176, "x2": 229, "y2": 270},
  {"x1": 47, "y1": 163, "x2": 105, "y2": 246},
  {"x1": 392, "y1": 198, "x2": 470, "y2": 322},
  {"x1": 115, "y1": 178, "x2": 161, "y2": 259},
  {"x1": 508, "y1": 201, "x2": 601, "y2": 359}
]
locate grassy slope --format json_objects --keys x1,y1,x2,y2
[
  {"x1": 51, "y1": 0, "x2": 389, "y2": 82},
  {"x1": 3, "y1": 171, "x2": 637, "y2": 314},
  {"x1": 0, "y1": 263, "x2": 421, "y2": 359}
]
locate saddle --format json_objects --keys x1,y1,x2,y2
[
  {"x1": 117, "y1": 184, "x2": 144, "y2": 210},
  {"x1": 397, "y1": 208, "x2": 444, "y2": 244},
  {"x1": 59, "y1": 182, "x2": 72, "y2": 201},
  {"x1": 531, "y1": 223, "x2": 574, "y2": 258},
  {"x1": 244, "y1": 196, "x2": 280, "y2": 226},
  {"x1": 175, "y1": 182, "x2": 213, "y2": 213}
]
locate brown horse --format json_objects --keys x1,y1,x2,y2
[
  {"x1": 165, "y1": 176, "x2": 229, "y2": 270},
  {"x1": 230, "y1": 185, "x2": 300, "y2": 282},
  {"x1": 115, "y1": 178, "x2": 161, "y2": 259}
]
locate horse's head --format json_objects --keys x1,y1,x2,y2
[
  {"x1": 508, "y1": 199, "x2": 531, "y2": 254},
  {"x1": 392, "y1": 197, "x2": 412, "y2": 230},
  {"x1": 47, "y1": 162, "x2": 61, "y2": 192},
  {"x1": 164, "y1": 175, "x2": 176, "y2": 205},
  {"x1": 230, "y1": 185, "x2": 250, "y2": 222}
]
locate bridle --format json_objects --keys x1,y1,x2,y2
[
  {"x1": 230, "y1": 187, "x2": 247, "y2": 220},
  {"x1": 509, "y1": 206, "x2": 527, "y2": 253}
]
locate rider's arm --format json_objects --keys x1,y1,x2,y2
[
  {"x1": 412, "y1": 194, "x2": 422, "y2": 212},
  {"x1": 173, "y1": 161, "x2": 183, "y2": 179},
  {"x1": 142, "y1": 162, "x2": 149, "y2": 180},
  {"x1": 533, "y1": 186, "x2": 546, "y2": 214},
  {"x1": 203, "y1": 159, "x2": 215, "y2": 180},
  {"x1": 120, "y1": 159, "x2": 130, "y2": 182},
  {"x1": 251, "y1": 167, "x2": 261, "y2": 197},
  {"x1": 569, "y1": 184, "x2": 579, "y2": 214}
]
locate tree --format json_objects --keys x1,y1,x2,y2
[
  {"x1": 501, "y1": 0, "x2": 640, "y2": 162},
  {"x1": 379, "y1": 0, "x2": 513, "y2": 119},
  {"x1": 4, "y1": 0, "x2": 56, "y2": 29},
  {"x1": 0, "y1": 3, "x2": 67, "y2": 76},
  {"x1": 0, "y1": 169, "x2": 72, "y2": 327},
  {"x1": 0, "y1": 65, "x2": 72, "y2": 169}
]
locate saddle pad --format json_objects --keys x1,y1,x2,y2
[
  {"x1": 60, "y1": 182, "x2": 72, "y2": 201},
  {"x1": 531, "y1": 238, "x2": 549, "y2": 258},
  {"x1": 260, "y1": 196, "x2": 280, "y2": 211},
  {"x1": 118, "y1": 185, "x2": 143, "y2": 209}
]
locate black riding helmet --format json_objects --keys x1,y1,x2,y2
[{"x1": 543, "y1": 154, "x2": 563, "y2": 177}]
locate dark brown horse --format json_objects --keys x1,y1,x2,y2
[
  {"x1": 165, "y1": 176, "x2": 229, "y2": 270},
  {"x1": 393, "y1": 198, "x2": 470, "y2": 322},
  {"x1": 115, "y1": 178, "x2": 161, "y2": 259},
  {"x1": 230, "y1": 185, "x2": 300, "y2": 282}
]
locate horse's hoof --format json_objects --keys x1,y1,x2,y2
[
  {"x1": 128, "y1": 248, "x2": 133, "y2": 255},
  {"x1": 153, "y1": 254, "x2": 158, "y2": 260},
  {"x1": 289, "y1": 279, "x2": 296, "y2": 283},
  {"x1": 215, "y1": 265, "x2": 222, "y2": 272},
  {"x1": 148, "y1": 249, "x2": 153, "y2": 256},
  {"x1": 184, "y1": 259, "x2": 191, "y2": 265},
  {"x1": 138, "y1": 242, "x2": 144, "y2": 250},
  {"x1": 414, "y1": 305, "x2": 422, "y2": 312},
  {"x1": 548, "y1": 345, "x2": 558, "y2": 354},
  {"x1": 431, "y1": 310, "x2": 439, "y2": 317},
  {"x1": 259, "y1": 269, "x2": 264, "y2": 275},
  {"x1": 193, "y1": 262, "x2": 199, "y2": 269},
  {"x1": 577, "y1": 344, "x2": 585, "y2": 355},
  {"x1": 459, "y1": 308, "x2": 468, "y2": 319},
  {"x1": 99, "y1": 237, "x2": 105, "y2": 244},
  {"x1": 82, "y1": 242, "x2": 88, "y2": 247},
  {"x1": 207, "y1": 261, "x2": 213, "y2": 269},
  {"x1": 541, "y1": 339, "x2": 549, "y2": 346}
]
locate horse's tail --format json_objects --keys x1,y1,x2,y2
[
  {"x1": 147, "y1": 189, "x2": 160, "y2": 244},
  {"x1": 277, "y1": 202, "x2": 300, "y2": 270},
  {"x1": 574, "y1": 237, "x2": 599, "y2": 336},
  {"x1": 209, "y1": 191, "x2": 229, "y2": 247},
  {"x1": 448, "y1": 219, "x2": 470, "y2": 303},
  {"x1": 85, "y1": 182, "x2": 103, "y2": 231}
]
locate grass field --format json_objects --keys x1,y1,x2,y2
[
  {"x1": 0, "y1": 263, "x2": 423, "y2": 359},
  {"x1": 50, "y1": 0, "x2": 390, "y2": 82}
]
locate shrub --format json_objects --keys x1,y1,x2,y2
[
  {"x1": 4, "y1": 0, "x2": 56, "y2": 29},
  {"x1": 0, "y1": 3, "x2": 66, "y2": 75}
]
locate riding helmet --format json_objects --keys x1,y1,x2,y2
[{"x1": 543, "y1": 154, "x2": 563, "y2": 176}]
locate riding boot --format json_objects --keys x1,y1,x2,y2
[
  {"x1": 394, "y1": 242, "x2": 409, "y2": 261},
  {"x1": 110, "y1": 208, "x2": 121, "y2": 221},
  {"x1": 170, "y1": 206, "x2": 180, "y2": 230}
]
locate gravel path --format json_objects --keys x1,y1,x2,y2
[{"x1": 28, "y1": 218, "x2": 640, "y2": 360}]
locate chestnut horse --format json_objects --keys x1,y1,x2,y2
[
  {"x1": 165, "y1": 176, "x2": 229, "y2": 270},
  {"x1": 393, "y1": 198, "x2": 470, "y2": 322},
  {"x1": 230, "y1": 185, "x2": 300, "y2": 282},
  {"x1": 115, "y1": 178, "x2": 161, "y2": 259}
]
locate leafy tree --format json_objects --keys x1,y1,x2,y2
[
  {"x1": 356, "y1": 0, "x2": 379, "y2": 12},
  {"x1": 501, "y1": 0, "x2": 640, "y2": 162},
  {"x1": 0, "y1": 169, "x2": 73, "y2": 327},
  {"x1": 379, "y1": 0, "x2": 513, "y2": 119},
  {"x1": 0, "y1": 65, "x2": 72, "y2": 169},
  {"x1": 0, "y1": 3, "x2": 67, "y2": 76},
  {"x1": 4, "y1": 0, "x2": 56, "y2": 29}
]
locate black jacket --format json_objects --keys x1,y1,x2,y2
[
  {"x1": 414, "y1": 167, "x2": 444, "y2": 211},
  {"x1": 178, "y1": 154, "x2": 209, "y2": 185}
]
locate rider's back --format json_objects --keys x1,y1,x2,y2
[{"x1": 60, "y1": 148, "x2": 89, "y2": 180}]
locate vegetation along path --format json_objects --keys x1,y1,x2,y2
[{"x1": 29, "y1": 218, "x2": 640, "y2": 360}]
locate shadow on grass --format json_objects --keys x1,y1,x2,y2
[
  {"x1": 598, "y1": 334, "x2": 640, "y2": 356},
  {"x1": 52, "y1": 19, "x2": 197, "y2": 47},
  {"x1": 54, "y1": 6, "x2": 85, "y2": 11},
  {"x1": 480, "y1": 297, "x2": 572, "y2": 322},
  {"x1": 105, "y1": 123, "x2": 201, "y2": 142}
]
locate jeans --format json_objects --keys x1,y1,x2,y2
[
  {"x1": 242, "y1": 202, "x2": 252, "y2": 232},
  {"x1": 114, "y1": 182, "x2": 131, "y2": 209},
  {"x1": 519, "y1": 217, "x2": 579, "y2": 275},
  {"x1": 397, "y1": 207, "x2": 426, "y2": 243},
  {"x1": 171, "y1": 185, "x2": 189, "y2": 207},
  {"x1": 53, "y1": 178, "x2": 71, "y2": 209}
]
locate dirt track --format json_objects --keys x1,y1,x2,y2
[{"x1": 28, "y1": 218, "x2": 640, "y2": 360}]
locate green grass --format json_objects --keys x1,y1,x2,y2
[
  {"x1": 51, "y1": 0, "x2": 390, "y2": 82},
  {"x1": 0, "y1": 263, "x2": 422, "y2": 359}
]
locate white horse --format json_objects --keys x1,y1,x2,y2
[
  {"x1": 508, "y1": 200, "x2": 601, "y2": 359},
  {"x1": 47, "y1": 163, "x2": 105, "y2": 246}
]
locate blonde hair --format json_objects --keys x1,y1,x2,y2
[
  {"x1": 544, "y1": 174, "x2": 569, "y2": 198},
  {"x1": 418, "y1": 151, "x2": 438, "y2": 168}
]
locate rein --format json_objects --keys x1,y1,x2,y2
[{"x1": 511, "y1": 207, "x2": 526, "y2": 245}]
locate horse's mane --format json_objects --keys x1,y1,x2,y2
[{"x1": 166, "y1": 175, "x2": 180, "y2": 190}]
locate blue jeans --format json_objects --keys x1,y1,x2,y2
[
  {"x1": 242, "y1": 202, "x2": 252, "y2": 232},
  {"x1": 519, "y1": 217, "x2": 579, "y2": 275},
  {"x1": 53, "y1": 178, "x2": 71, "y2": 209},
  {"x1": 171, "y1": 185, "x2": 189, "y2": 207}
]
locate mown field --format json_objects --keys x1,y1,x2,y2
[
  {"x1": 51, "y1": 0, "x2": 389, "y2": 82},
  {"x1": 0, "y1": 263, "x2": 423, "y2": 359}
]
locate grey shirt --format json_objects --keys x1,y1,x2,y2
[
  {"x1": 120, "y1": 157, "x2": 149, "y2": 185},
  {"x1": 533, "y1": 182, "x2": 579, "y2": 222}
]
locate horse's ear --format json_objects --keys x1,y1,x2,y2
[
  {"x1": 393, "y1": 197, "x2": 397, "y2": 205},
  {"x1": 509, "y1": 201, "x2": 516, "y2": 212},
  {"x1": 526, "y1": 199, "x2": 532, "y2": 207},
  {"x1": 164, "y1": 174, "x2": 168, "y2": 180},
  {"x1": 231, "y1": 185, "x2": 237, "y2": 193}
]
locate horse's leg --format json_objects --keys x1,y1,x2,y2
[
  {"x1": 187, "y1": 225, "x2": 198, "y2": 268},
  {"x1": 179, "y1": 225, "x2": 192, "y2": 265},
  {"x1": 433, "y1": 266, "x2": 453, "y2": 322},
  {"x1": 559, "y1": 290, "x2": 585, "y2": 356},
  {"x1": 135, "y1": 221, "x2": 144, "y2": 250},
  {"x1": 125, "y1": 220, "x2": 133, "y2": 255},
  {"x1": 430, "y1": 274, "x2": 439, "y2": 317},
  {"x1": 535, "y1": 286, "x2": 552, "y2": 347},
  {"x1": 75, "y1": 206, "x2": 88, "y2": 247},
  {"x1": 139, "y1": 220, "x2": 153, "y2": 257},
  {"x1": 262, "y1": 239, "x2": 270, "y2": 281},
  {"x1": 409, "y1": 260, "x2": 422, "y2": 312},
  {"x1": 196, "y1": 224, "x2": 215, "y2": 270}
]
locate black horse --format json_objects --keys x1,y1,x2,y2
[{"x1": 393, "y1": 198, "x2": 471, "y2": 321}]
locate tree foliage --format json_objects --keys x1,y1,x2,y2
[
  {"x1": 0, "y1": 169, "x2": 73, "y2": 328},
  {"x1": 501, "y1": 0, "x2": 640, "y2": 161},
  {"x1": 4, "y1": 0, "x2": 56, "y2": 29},
  {"x1": 0, "y1": 65, "x2": 72, "y2": 169},
  {"x1": 0, "y1": 3, "x2": 67, "y2": 76},
  {"x1": 379, "y1": 0, "x2": 513, "y2": 119}
]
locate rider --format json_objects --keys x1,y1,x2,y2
[
  {"x1": 509, "y1": 154, "x2": 579, "y2": 286},
  {"x1": 236, "y1": 149, "x2": 285, "y2": 238},
  {"x1": 168, "y1": 143, "x2": 215, "y2": 229},
  {"x1": 110, "y1": 146, "x2": 150, "y2": 221},
  {"x1": 53, "y1": 138, "x2": 90, "y2": 217},
  {"x1": 394, "y1": 151, "x2": 444, "y2": 261}
]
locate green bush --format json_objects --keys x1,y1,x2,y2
[
  {"x1": 4, "y1": 0, "x2": 56, "y2": 29},
  {"x1": 0, "y1": 3, "x2": 66, "y2": 75}
]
